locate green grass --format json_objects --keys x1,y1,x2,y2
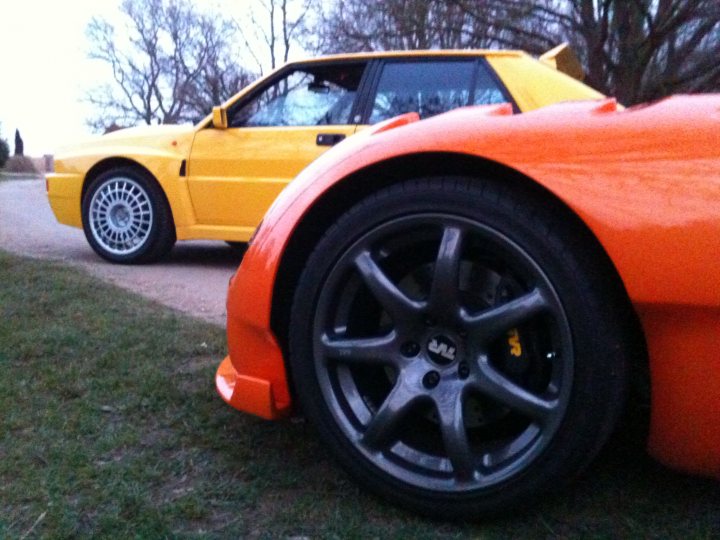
[{"x1": 0, "y1": 250, "x2": 718, "y2": 538}]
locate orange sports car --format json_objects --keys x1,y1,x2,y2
[{"x1": 216, "y1": 95, "x2": 720, "y2": 518}]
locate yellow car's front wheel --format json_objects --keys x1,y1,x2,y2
[{"x1": 81, "y1": 167, "x2": 176, "y2": 264}]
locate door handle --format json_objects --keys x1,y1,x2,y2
[{"x1": 316, "y1": 133, "x2": 346, "y2": 146}]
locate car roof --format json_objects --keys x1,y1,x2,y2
[{"x1": 289, "y1": 49, "x2": 525, "y2": 66}]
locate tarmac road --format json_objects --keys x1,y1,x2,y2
[{"x1": 0, "y1": 178, "x2": 245, "y2": 326}]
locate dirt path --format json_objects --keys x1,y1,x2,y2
[{"x1": 0, "y1": 178, "x2": 245, "y2": 326}]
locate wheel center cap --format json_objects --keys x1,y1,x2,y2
[
  {"x1": 110, "y1": 205, "x2": 131, "y2": 229},
  {"x1": 426, "y1": 335, "x2": 458, "y2": 366}
]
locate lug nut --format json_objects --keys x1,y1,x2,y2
[
  {"x1": 400, "y1": 341, "x2": 420, "y2": 357},
  {"x1": 458, "y1": 361, "x2": 470, "y2": 379},
  {"x1": 423, "y1": 370, "x2": 441, "y2": 389}
]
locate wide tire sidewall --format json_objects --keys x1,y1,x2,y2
[
  {"x1": 81, "y1": 167, "x2": 175, "y2": 264},
  {"x1": 288, "y1": 178, "x2": 628, "y2": 518}
]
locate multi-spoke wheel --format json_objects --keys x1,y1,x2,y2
[
  {"x1": 82, "y1": 167, "x2": 175, "y2": 263},
  {"x1": 289, "y1": 178, "x2": 629, "y2": 518}
]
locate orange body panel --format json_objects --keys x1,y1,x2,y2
[
  {"x1": 640, "y1": 305, "x2": 720, "y2": 477},
  {"x1": 220, "y1": 96, "x2": 720, "y2": 478}
]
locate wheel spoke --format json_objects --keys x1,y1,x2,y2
[
  {"x1": 130, "y1": 191, "x2": 144, "y2": 209},
  {"x1": 428, "y1": 225, "x2": 464, "y2": 322},
  {"x1": 473, "y1": 357, "x2": 557, "y2": 423},
  {"x1": 354, "y1": 251, "x2": 424, "y2": 323},
  {"x1": 361, "y1": 375, "x2": 424, "y2": 450},
  {"x1": 320, "y1": 332, "x2": 401, "y2": 367},
  {"x1": 480, "y1": 424, "x2": 542, "y2": 470},
  {"x1": 462, "y1": 288, "x2": 549, "y2": 342},
  {"x1": 435, "y1": 386, "x2": 475, "y2": 480}
]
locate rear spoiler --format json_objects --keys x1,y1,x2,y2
[{"x1": 539, "y1": 43, "x2": 585, "y2": 81}]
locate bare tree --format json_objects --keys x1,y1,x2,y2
[
  {"x1": 453, "y1": 0, "x2": 720, "y2": 104},
  {"x1": 86, "y1": 0, "x2": 253, "y2": 130},
  {"x1": 315, "y1": 0, "x2": 719, "y2": 104},
  {"x1": 311, "y1": 0, "x2": 561, "y2": 53},
  {"x1": 565, "y1": 0, "x2": 720, "y2": 103},
  {"x1": 235, "y1": 0, "x2": 314, "y2": 74},
  {"x1": 313, "y1": 0, "x2": 489, "y2": 52}
]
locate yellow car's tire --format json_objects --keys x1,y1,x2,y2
[
  {"x1": 225, "y1": 241, "x2": 248, "y2": 253},
  {"x1": 81, "y1": 166, "x2": 176, "y2": 264}
]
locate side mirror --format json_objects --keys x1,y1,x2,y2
[{"x1": 212, "y1": 106, "x2": 228, "y2": 129}]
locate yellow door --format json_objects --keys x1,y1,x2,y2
[
  {"x1": 187, "y1": 125, "x2": 356, "y2": 229},
  {"x1": 187, "y1": 63, "x2": 366, "y2": 234}
]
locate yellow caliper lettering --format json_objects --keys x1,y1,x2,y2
[{"x1": 507, "y1": 329, "x2": 522, "y2": 357}]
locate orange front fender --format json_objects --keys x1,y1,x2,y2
[{"x1": 220, "y1": 97, "x2": 720, "y2": 479}]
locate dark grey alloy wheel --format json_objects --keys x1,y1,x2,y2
[
  {"x1": 289, "y1": 178, "x2": 629, "y2": 518},
  {"x1": 82, "y1": 167, "x2": 176, "y2": 264}
]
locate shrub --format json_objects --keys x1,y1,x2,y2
[
  {"x1": 3, "y1": 155, "x2": 38, "y2": 174},
  {"x1": 0, "y1": 138, "x2": 8, "y2": 168}
]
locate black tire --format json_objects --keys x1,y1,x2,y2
[
  {"x1": 288, "y1": 177, "x2": 629, "y2": 519},
  {"x1": 225, "y1": 241, "x2": 248, "y2": 252},
  {"x1": 82, "y1": 166, "x2": 176, "y2": 264}
]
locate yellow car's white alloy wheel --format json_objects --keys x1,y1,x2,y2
[{"x1": 88, "y1": 177, "x2": 154, "y2": 256}]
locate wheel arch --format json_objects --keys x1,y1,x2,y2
[
  {"x1": 270, "y1": 151, "x2": 648, "y2": 403},
  {"x1": 81, "y1": 156, "x2": 177, "y2": 232},
  {"x1": 82, "y1": 157, "x2": 165, "y2": 205},
  {"x1": 80, "y1": 156, "x2": 178, "y2": 263}
]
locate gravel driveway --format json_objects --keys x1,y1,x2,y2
[{"x1": 0, "y1": 178, "x2": 245, "y2": 326}]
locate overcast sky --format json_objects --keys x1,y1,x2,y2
[
  {"x1": 0, "y1": 0, "x2": 123, "y2": 155},
  {"x1": 0, "y1": 0, "x2": 286, "y2": 156}
]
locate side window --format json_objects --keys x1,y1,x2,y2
[
  {"x1": 229, "y1": 64, "x2": 365, "y2": 128},
  {"x1": 368, "y1": 60, "x2": 507, "y2": 124}
]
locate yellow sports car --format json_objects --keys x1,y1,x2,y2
[{"x1": 47, "y1": 45, "x2": 602, "y2": 263}]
